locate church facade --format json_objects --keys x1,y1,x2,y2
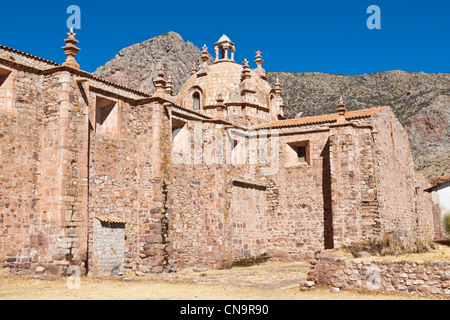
[{"x1": 0, "y1": 31, "x2": 437, "y2": 276}]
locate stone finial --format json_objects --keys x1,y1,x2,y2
[
  {"x1": 255, "y1": 50, "x2": 264, "y2": 68},
  {"x1": 337, "y1": 96, "x2": 346, "y2": 115},
  {"x1": 165, "y1": 76, "x2": 173, "y2": 96},
  {"x1": 191, "y1": 63, "x2": 198, "y2": 75},
  {"x1": 157, "y1": 67, "x2": 165, "y2": 78},
  {"x1": 201, "y1": 45, "x2": 209, "y2": 70},
  {"x1": 62, "y1": 28, "x2": 81, "y2": 69},
  {"x1": 216, "y1": 94, "x2": 226, "y2": 119},
  {"x1": 216, "y1": 93, "x2": 225, "y2": 106},
  {"x1": 272, "y1": 78, "x2": 285, "y2": 113},
  {"x1": 274, "y1": 78, "x2": 282, "y2": 96},
  {"x1": 241, "y1": 59, "x2": 251, "y2": 81},
  {"x1": 336, "y1": 96, "x2": 348, "y2": 124},
  {"x1": 254, "y1": 50, "x2": 267, "y2": 80},
  {"x1": 153, "y1": 67, "x2": 166, "y2": 96},
  {"x1": 201, "y1": 45, "x2": 208, "y2": 59}
]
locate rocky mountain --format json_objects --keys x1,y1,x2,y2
[
  {"x1": 94, "y1": 31, "x2": 214, "y2": 94},
  {"x1": 266, "y1": 72, "x2": 450, "y2": 178},
  {"x1": 93, "y1": 32, "x2": 450, "y2": 178}
]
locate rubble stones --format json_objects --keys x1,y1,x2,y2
[
  {"x1": 35, "y1": 266, "x2": 45, "y2": 273},
  {"x1": 355, "y1": 251, "x2": 371, "y2": 258},
  {"x1": 308, "y1": 254, "x2": 450, "y2": 297}
]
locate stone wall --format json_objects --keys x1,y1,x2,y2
[
  {"x1": 229, "y1": 182, "x2": 267, "y2": 260},
  {"x1": 266, "y1": 128, "x2": 332, "y2": 260},
  {"x1": 0, "y1": 66, "x2": 94, "y2": 275},
  {"x1": 329, "y1": 123, "x2": 366, "y2": 247},
  {"x1": 307, "y1": 252, "x2": 450, "y2": 297},
  {"x1": 171, "y1": 121, "x2": 232, "y2": 269},
  {"x1": 414, "y1": 174, "x2": 437, "y2": 241},
  {"x1": 0, "y1": 48, "x2": 172, "y2": 276},
  {"x1": 0, "y1": 63, "x2": 49, "y2": 271},
  {"x1": 371, "y1": 109, "x2": 419, "y2": 238},
  {"x1": 169, "y1": 112, "x2": 438, "y2": 268},
  {"x1": 0, "y1": 45, "x2": 441, "y2": 277},
  {"x1": 87, "y1": 97, "x2": 173, "y2": 275}
]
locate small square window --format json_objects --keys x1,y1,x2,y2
[
  {"x1": 172, "y1": 118, "x2": 191, "y2": 164},
  {"x1": 286, "y1": 141, "x2": 310, "y2": 167},
  {"x1": 296, "y1": 146, "x2": 307, "y2": 162},
  {"x1": 95, "y1": 96, "x2": 120, "y2": 139},
  {"x1": 0, "y1": 67, "x2": 16, "y2": 116}
]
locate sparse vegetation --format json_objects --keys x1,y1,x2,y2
[
  {"x1": 0, "y1": 261, "x2": 438, "y2": 300},
  {"x1": 443, "y1": 213, "x2": 450, "y2": 238},
  {"x1": 231, "y1": 253, "x2": 271, "y2": 268},
  {"x1": 344, "y1": 233, "x2": 435, "y2": 258}
]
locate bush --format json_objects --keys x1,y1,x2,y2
[
  {"x1": 344, "y1": 232, "x2": 435, "y2": 258},
  {"x1": 443, "y1": 213, "x2": 450, "y2": 237}
]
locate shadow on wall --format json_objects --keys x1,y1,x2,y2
[{"x1": 322, "y1": 139, "x2": 334, "y2": 250}]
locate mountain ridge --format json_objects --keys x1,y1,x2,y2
[{"x1": 93, "y1": 32, "x2": 450, "y2": 178}]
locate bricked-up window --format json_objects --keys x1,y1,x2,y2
[
  {"x1": 95, "y1": 96, "x2": 120, "y2": 139},
  {"x1": 286, "y1": 141, "x2": 311, "y2": 167},
  {"x1": 0, "y1": 67, "x2": 16, "y2": 117}
]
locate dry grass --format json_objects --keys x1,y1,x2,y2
[
  {"x1": 2, "y1": 243, "x2": 450, "y2": 301},
  {"x1": 0, "y1": 261, "x2": 442, "y2": 300},
  {"x1": 328, "y1": 242, "x2": 450, "y2": 262},
  {"x1": 443, "y1": 213, "x2": 450, "y2": 236},
  {"x1": 339, "y1": 232, "x2": 446, "y2": 259}
]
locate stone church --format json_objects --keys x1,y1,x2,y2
[{"x1": 0, "y1": 31, "x2": 437, "y2": 276}]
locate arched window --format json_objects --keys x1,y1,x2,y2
[
  {"x1": 193, "y1": 92, "x2": 200, "y2": 110},
  {"x1": 269, "y1": 94, "x2": 275, "y2": 107}
]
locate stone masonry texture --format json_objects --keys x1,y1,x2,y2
[
  {"x1": 0, "y1": 33, "x2": 442, "y2": 277},
  {"x1": 92, "y1": 32, "x2": 450, "y2": 179},
  {"x1": 308, "y1": 252, "x2": 450, "y2": 297}
]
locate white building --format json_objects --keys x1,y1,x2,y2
[{"x1": 427, "y1": 175, "x2": 450, "y2": 217}]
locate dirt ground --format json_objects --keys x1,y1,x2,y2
[{"x1": 0, "y1": 260, "x2": 448, "y2": 300}]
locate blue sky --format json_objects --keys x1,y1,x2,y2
[{"x1": 1, "y1": 0, "x2": 449, "y2": 75}]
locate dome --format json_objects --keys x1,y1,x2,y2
[
  {"x1": 175, "y1": 35, "x2": 284, "y2": 126},
  {"x1": 175, "y1": 60, "x2": 273, "y2": 109}
]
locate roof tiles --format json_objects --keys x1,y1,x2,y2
[
  {"x1": 254, "y1": 107, "x2": 389, "y2": 129},
  {"x1": 95, "y1": 216, "x2": 126, "y2": 224}
]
